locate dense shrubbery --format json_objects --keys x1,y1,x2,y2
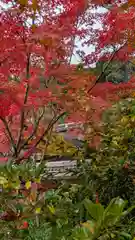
[
  {"x1": 95, "y1": 98, "x2": 135, "y2": 204},
  {"x1": 1, "y1": 98, "x2": 135, "y2": 239}
]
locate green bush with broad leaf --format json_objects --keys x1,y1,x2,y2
[{"x1": 72, "y1": 197, "x2": 135, "y2": 240}]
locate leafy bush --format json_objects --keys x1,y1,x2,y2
[
  {"x1": 1, "y1": 159, "x2": 135, "y2": 240},
  {"x1": 23, "y1": 196, "x2": 135, "y2": 240},
  {"x1": 2, "y1": 98, "x2": 135, "y2": 239},
  {"x1": 99, "y1": 98, "x2": 135, "y2": 169},
  {"x1": 88, "y1": 98, "x2": 135, "y2": 206}
]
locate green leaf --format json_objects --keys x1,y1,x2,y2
[
  {"x1": 119, "y1": 159, "x2": 126, "y2": 166},
  {"x1": 72, "y1": 226, "x2": 92, "y2": 240},
  {"x1": 122, "y1": 204, "x2": 135, "y2": 217},
  {"x1": 83, "y1": 199, "x2": 104, "y2": 221},
  {"x1": 103, "y1": 198, "x2": 127, "y2": 227},
  {"x1": 59, "y1": 113, "x2": 67, "y2": 124},
  {"x1": 119, "y1": 232, "x2": 132, "y2": 240},
  {"x1": 35, "y1": 162, "x2": 45, "y2": 177}
]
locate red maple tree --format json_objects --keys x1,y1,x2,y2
[
  {"x1": 0, "y1": 0, "x2": 134, "y2": 159},
  {"x1": 0, "y1": 0, "x2": 95, "y2": 162}
]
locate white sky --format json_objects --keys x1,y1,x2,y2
[{"x1": 71, "y1": 6, "x2": 107, "y2": 64}]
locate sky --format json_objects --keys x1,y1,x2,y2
[{"x1": 71, "y1": 7, "x2": 107, "y2": 65}]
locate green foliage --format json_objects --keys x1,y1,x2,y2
[
  {"x1": 72, "y1": 197, "x2": 135, "y2": 240},
  {"x1": 24, "y1": 222, "x2": 52, "y2": 240},
  {"x1": 2, "y1": 98, "x2": 135, "y2": 239},
  {"x1": 94, "y1": 60, "x2": 135, "y2": 83},
  {"x1": 14, "y1": 194, "x2": 135, "y2": 240},
  {"x1": 1, "y1": 161, "x2": 135, "y2": 240},
  {"x1": 95, "y1": 98, "x2": 135, "y2": 170},
  {"x1": 0, "y1": 160, "x2": 48, "y2": 238},
  {"x1": 97, "y1": 167, "x2": 135, "y2": 205},
  {"x1": 80, "y1": 98, "x2": 135, "y2": 206}
]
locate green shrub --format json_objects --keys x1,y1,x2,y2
[
  {"x1": 89, "y1": 98, "x2": 135, "y2": 205},
  {"x1": 98, "y1": 98, "x2": 135, "y2": 169},
  {"x1": 1, "y1": 98, "x2": 135, "y2": 239}
]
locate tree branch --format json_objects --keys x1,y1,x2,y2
[
  {"x1": 0, "y1": 117, "x2": 17, "y2": 156},
  {"x1": 18, "y1": 109, "x2": 45, "y2": 153},
  {"x1": 87, "y1": 43, "x2": 127, "y2": 93},
  {"x1": 32, "y1": 111, "x2": 66, "y2": 148},
  {"x1": 15, "y1": 111, "x2": 66, "y2": 164},
  {"x1": 16, "y1": 54, "x2": 30, "y2": 150}
]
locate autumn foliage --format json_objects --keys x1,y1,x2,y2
[
  {"x1": 0, "y1": 0, "x2": 135, "y2": 159},
  {"x1": 2, "y1": 0, "x2": 135, "y2": 238},
  {"x1": 0, "y1": 0, "x2": 90, "y2": 160}
]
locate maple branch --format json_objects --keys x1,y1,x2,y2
[
  {"x1": 87, "y1": 43, "x2": 127, "y2": 93},
  {"x1": 15, "y1": 111, "x2": 66, "y2": 164},
  {"x1": 68, "y1": 19, "x2": 80, "y2": 65},
  {"x1": 18, "y1": 109, "x2": 45, "y2": 153},
  {"x1": 32, "y1": 111, "x2": 66, "y2": 148},
  {"x1": 0, "y1": 117, "x2": 17, "y2": 156},
  {"x1": 16, "y1": 54, "x2": 30, "y2": 150}
]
